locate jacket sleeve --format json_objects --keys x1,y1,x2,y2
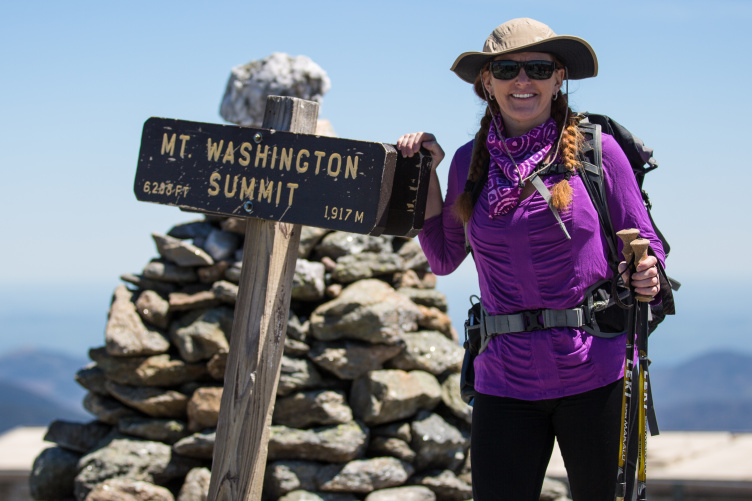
[
  {"x1": 417, "y1": 141, "x2": 474, "y2": 275},
  {"x1": 601, "y1": 133, "x2": 666, "y2": 268}
]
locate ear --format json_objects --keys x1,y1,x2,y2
[
  {"x1": 481, "y1": 69, "x2": 493, "y2": 94},
  {"x1": 554, "y1": 68, "x2": 565, "y2": 93}
]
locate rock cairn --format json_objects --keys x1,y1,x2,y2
[{"x1": 29, "y1": 217, "x2": 572, "y2": 501}]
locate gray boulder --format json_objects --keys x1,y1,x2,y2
[
  {"x1": 268, "y1": 421, "x2": 368, "y2": 463},
  {"x1": 386, "y1": 331, "x2": 463, "y2": 376},
  {"x1": 307, "y1": 341, "x2": 403, "y2": 380},
  {"x1": 75, "y1": 436, "x2": 201, "y2": 501},
  {"x1": 364, "y1": 486, "x2": 436, "y2": 501},
  {"x1": 169, "y1": 307, "x2": 233, "y2": 362},
  {"x1": 89, "y1": 347, "x2": 207, "y2": 387},
  {"x1": 177, "y1": 467, "x2": 211, "y2": 501},
  {"x1": 203, "y1": 229, "x2": 241, "y2": 261},
  {"x1": 350, "y1": 370, "x2": 442, "y2": 426},
  {"x1": 292, "y1": 259, "x2": 326, "y2": 301},
  {"x1": 273, "y1": 390, "x2": 353, "y2": 428},
  {"x1": 315, "y1": 233, "x2": 392, "y2": 260},
  {"x1": 410, "y1": 470, "x2": 472, "y2": 501},
  {"x1": 29, "y1": 446, "x2": 80, "y2": 500},
  {"x1": 331, "y1": 252, "x2": 404, "y2": 283},
  {"x1": 135, "y1": 290, "x2": 171, "y2": 329},
  {"x1": 44, "y1": 420, "x2": 112, "y2": 454},
  {"x1": 410, "y1": 411, "x2": 469, "y2": 472},
  {"x1": 152, "y1": 233, "x2": 214, "y2": 267},
  {"x1": 84, "y1": 478, "x2": 175, "y2": 501},
  {"x1": 118, "y1": 417, "x2": 190, "y2": 444},
  {"x1": 264, "y1": 460, "x2": 322, "y2": 499},
  {"x1": 172, "y1": 430, "x2": 216, "y2": 460},
  {"x1": 316, "y1": 457, "x2": 414, "y2": 493},
  {"x1": 105, "y1": 381, "x2": 188, "y2": 419},
  {"x1": 440, "y1": 373, "x2": 473, "y2": 426},
  {"x1": 142, "y1": 259, "x2": 198, "y2": 284},
  {"x1": 105, "y1": 285, "x2": 170, "y2": 357},
  {"x1": 310, "y1": 280, "x2": 421, "y2": 344},
  {"x1": 277, "y1": 356, "x2": 325, "y2": 396}
]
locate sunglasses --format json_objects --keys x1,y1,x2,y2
[{"x1": 489, "y1": 60, "x2": 557, "y2": 80}]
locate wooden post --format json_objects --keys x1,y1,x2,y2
[{"x1": 206, "y1": 96, "x2": 318, "y2": 501}]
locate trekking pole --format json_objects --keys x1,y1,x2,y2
[
  {"x1": 630, "y1": 237, "x2": 652, "y2": 501},
  {"x1": 614, "y1": 228, "x2": 640, "y2": 501}
]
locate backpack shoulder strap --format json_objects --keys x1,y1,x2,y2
[{"x1": 577, "y1": 121, "x2": 621, "y2": 272}]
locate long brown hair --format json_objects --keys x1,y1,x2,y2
[{"x1": 452, "y1": 61, "x2": 583, "y2": 224}]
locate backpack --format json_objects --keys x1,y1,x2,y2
[{"x1": 459, "y1": 113, "x2": 679, "y2": 404}]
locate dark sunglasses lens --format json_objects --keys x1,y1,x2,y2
[
  {"x1": 525, "y1": 61, "x2": 556, "y2": 80},
  {"x1": 491, "y1": 61, "x2": 520, "y2": 80}
]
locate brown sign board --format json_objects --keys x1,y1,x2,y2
[{"x1": 135, "y1": 117, "x2": 431, "y2": 236}]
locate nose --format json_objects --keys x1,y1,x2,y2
[{"x1": 515, "y1": 67, "x2": 532, "y2": 83}]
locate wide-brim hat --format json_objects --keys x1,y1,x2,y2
[{"x1": 451, "y1": 18, "x2": 598, "y2": 83}]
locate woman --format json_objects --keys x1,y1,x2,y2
[{"x1": 397, "y1": 18, "x2": 662, "y2": 501}]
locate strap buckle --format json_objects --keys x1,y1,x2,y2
[{"x1": 522, "y1": 309, "x2": 543, "y2": 331}]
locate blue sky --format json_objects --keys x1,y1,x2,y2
[{"x1": 1, "y1": 0, "x2": 750, "y2": 362}]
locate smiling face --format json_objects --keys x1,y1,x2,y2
[{"x1": 482, "y1": 52, "x2": 565, "y2": 137}]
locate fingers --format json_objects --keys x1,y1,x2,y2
[
  {"x1": 397, "y1": 132, "x2": 431, "y2": 157},
  {"x1": 629, "y1": 256, "x2": 661, "y2": 297},
  {"x1": 619, "y1": 256, "x2": 661, "y2": 297},
  {"x1": 397, "y1": 132, "x2": 445, "y2": 168}
]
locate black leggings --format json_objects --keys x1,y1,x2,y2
[{"x1": 471, "y1": 380, "x2": 625, "y2": 501}]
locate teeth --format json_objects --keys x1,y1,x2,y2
[{"x1": 512, "y1": 93, "x2": 534, "y2": 98}]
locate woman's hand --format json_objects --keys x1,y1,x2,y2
[
  {"x1": 618, "y1": 255, "x2": 661, "y2": 298},
  {"x1": 397, "y1": 132, "x2": 445, "y2": 169}
]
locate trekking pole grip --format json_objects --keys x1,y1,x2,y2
[{"x1": 616, "y1": 228, "x2": 640, "y2": 263}]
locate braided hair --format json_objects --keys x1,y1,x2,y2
[{"x1": 452, "y1": 61, "x2": 584, "y2": 224}]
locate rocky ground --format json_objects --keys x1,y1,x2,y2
[{"x1": 28, "y1": 216, "x2": 571, "y2": 501}]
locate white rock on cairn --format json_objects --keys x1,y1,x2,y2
[{"x1": 219, "y1": 52, "x2": 332, "y2": 127}]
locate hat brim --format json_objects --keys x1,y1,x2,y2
[{"x1": 450, "y1": 36, "x2": 598, "y2": 83}]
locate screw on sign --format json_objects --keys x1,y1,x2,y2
[{"x1": 133, "y1": 96, "x2": 432, "y2": 501}]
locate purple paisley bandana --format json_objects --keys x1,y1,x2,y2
[{"x1": 487, "y1": 117, "x2": 558, "y2": 217}]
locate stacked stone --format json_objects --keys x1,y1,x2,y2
[{"x1": 29, "y1": 217, "x2": 572, "y2": 501}]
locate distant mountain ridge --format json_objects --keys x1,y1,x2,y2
[
  {"x1": 650, "y1": 351, "x2": 752, "y2": 432},
  {"x1": 0, "y1": 348, "x2": 89, "y2": 433}
]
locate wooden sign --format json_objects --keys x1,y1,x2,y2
[{"x1": 135, "y1": 118, "x2": 431, "y2": 236}]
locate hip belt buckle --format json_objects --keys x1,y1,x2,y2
[{"x1": 522, "y1": 309, "x2": 544, "y2": 331}]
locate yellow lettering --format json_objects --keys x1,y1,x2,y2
[
  {"x1": 270, "y1": 146, "x2": 278, "y2": 169},
  {"x1": 255, "y1": 145, "x2": 269, "y2": 167},
  {"x1": 258, "y1": 179, "x2": 273, "y2": 202},
  {"x1": 314, "y1": 151, "x2": 326, "y2": 174},
  {"x1": 240, "y1": 177, "x2": 255, "y2": 200},
  {"x1": 225, "y1": 175, "x2": 239, "y2": 197},
  {"x1": 179, "y1": 135, "x2": 190, "y2": 158},
  {"x1": 222, "y1": 141, "x2": 235, "y2": 164},
  {"x1": 279, "y1": 147, "x2": 293, "y2": 171},
  {"x1": 176, "y1": 186, "x2": 183, "y2": 197},
  {"x1": 287, "y1": 183, "x2": 298, "y2": 205},
  {"x1": 208, "y1": 172, "x2": 221, "y2": 196},
  {"x1": 355, "y1": 211, "x2": 364, "y2": 223},
  {"x1": 161, "y1": 133, "x2": 176, "y2": 156},
  {"x1": 328, "y1": 153, "x2": 342, "y2": 178},
  {"x1": 346, "y1": 156, "x2": 359, "y2": 179},
  {"x1": 275, "y1": 181, "x2": 282, "y2": 206},
  {"x1": 296, "y1": 149, "x2": 310, "y2": 173},
  {"x1": 239, "y1": 142, "x2": 252, "y2": 166},
  {"x1": 207, "y1": 139, "x2": 224, "y2": 162}
]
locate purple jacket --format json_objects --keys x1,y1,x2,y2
[{"x1": 419, "y1": 134, "x2": 665, "y2": 400}]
